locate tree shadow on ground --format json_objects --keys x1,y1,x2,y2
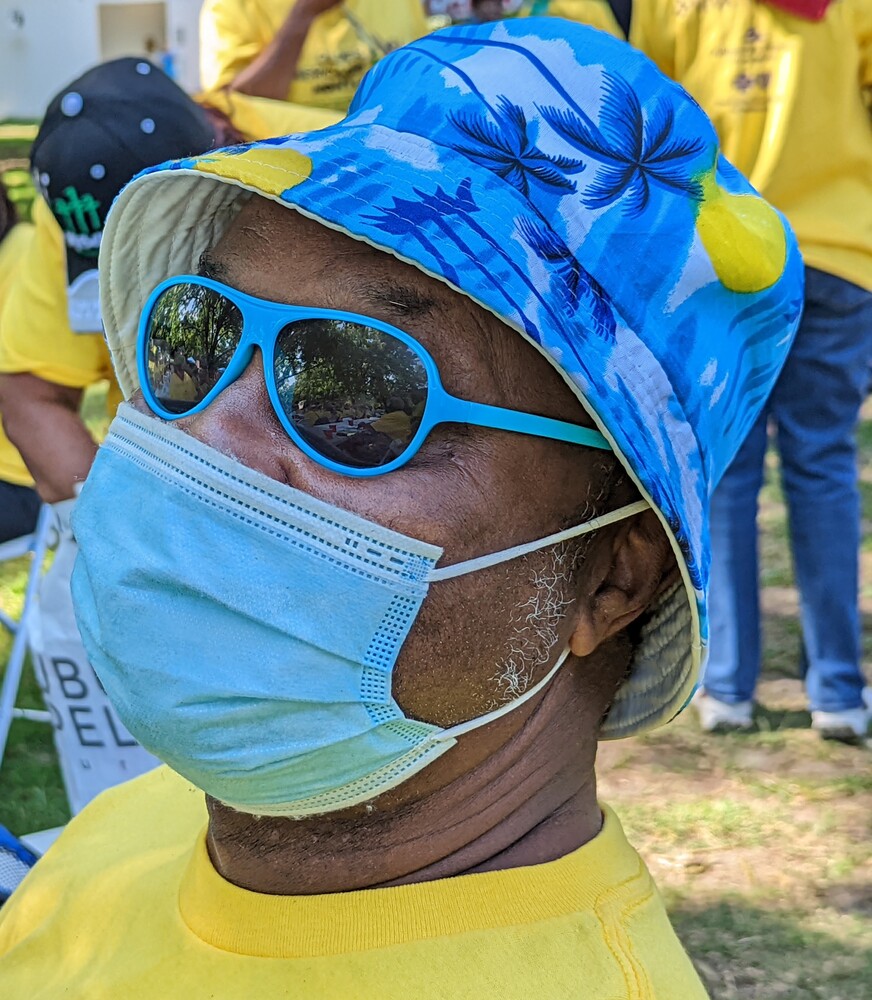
[{"x1": 669, "y1": 896, "x2": 872, "y2": 1000}]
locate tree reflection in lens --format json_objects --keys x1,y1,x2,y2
[
  {"x1": 275, "y1": 320, "x2": 428, "y2": 468},
  {"x1": 147, "y1": 284, "x2": 243, "y2": 414}
]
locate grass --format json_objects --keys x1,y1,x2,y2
[
  {"x1": 565, "y1": 396, "x2": 872, "y2": 996},
  {"x1": 1, "y1": 120, "x2": 38, "y2": 221},
  {"x1": 671, "y1": 900, "x2": 872, "y2": 1000},
  {"x1": 594, "y1": 413, "x2": 872, "y2": 996},
  {"x1": 2, "y1": 169, "x2": 35, "y2": 223},
  {"x1": 599, "y1": 703, "x2": 872, "y2": 997},
  {"x1": 0, "y1": 545, "x2": 69, "y2": 835}
]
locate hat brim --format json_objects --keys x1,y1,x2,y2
[{"x1": 100, "y1": 136, "x2": 702, "y2": 740}]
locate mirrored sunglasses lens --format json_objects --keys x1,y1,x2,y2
[
  {"x1": 145, "y1": 284, "x2": 244, "y2": 415},
  {"x1": 274, "y1": 319, "x2": 428, "y2": 469}
]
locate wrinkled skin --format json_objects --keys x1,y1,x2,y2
[{"x1": 134, "y1": 197, "x2": 676, "y2": 894}]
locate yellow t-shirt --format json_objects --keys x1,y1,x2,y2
[
  {"x1": 552, "y1": 0, "x2": 872, "y2": 291},
  {"x1": 0, "y1": 197, "x2": 122, "y2": 486},
  {"x1": 200, "y1": 0, "x2": 429, "y2": 116},
  {"x1": 0, "y1": 222, "x2": 35, "y2": 487},
  {"x1": 0, "y1": 222, "x2": 31, "y2": 306},
  {"x1": 0, "y1": 766, "x2": 708, "y2": 999}
]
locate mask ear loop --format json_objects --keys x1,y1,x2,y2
[{"x1": 428, "y1": 500, "x2": 650, "y2": 583}]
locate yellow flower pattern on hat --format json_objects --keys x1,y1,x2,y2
[
  {"x1": 696, "y1": 171, "x2": 786, "y2": 293},
  {"x1": 195, "y1": 146, "x2": 312, "y2": 196}
]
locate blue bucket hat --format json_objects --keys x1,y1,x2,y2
[{"x1": 99, "y1": 19, "x2": 803, "y2": 739}]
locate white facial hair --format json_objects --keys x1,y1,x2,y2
[
  {"x1": 490, "y1": 468, "x2": 621, "y2": 706},
  {"x1": 491, "y1": 543, "x2": 576, "y2": 705}
]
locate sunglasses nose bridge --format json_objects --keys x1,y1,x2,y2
[
  {"x1": 221, "y1": 303, "x2": 276, "y2": 380},
  {"x1": 243, "y1": 305, "x2": 279, "y2": 350}
]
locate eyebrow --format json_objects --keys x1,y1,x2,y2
[
  {"x1": 196, "y1": 253, "x2": 437, "y2": 324},
  {"x1": 197, "y1": 250, "x2": 229, "y2": 282},
  {"x1": 360, "y1": 282, "x2": 437, "y2": 323}
]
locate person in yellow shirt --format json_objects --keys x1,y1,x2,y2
[
  {"x1": 0, "y1": 59, "x2": 318, "y2": 815},
  {"x1": 464, "y1": 0, "x2": 618, "y2": 28},
  {"x1": 199, "y1": 0, "x2": 429, "y2": 137},
  {"x1": 371, "y1": 396, "x2": 413, "y2": 442},
  {"x1": 0, "y1": 60, "x2": 227, "y2": 815},
  {"x1": 549, "y1": 0, "x2": 872, "y2": 738},
  {"x1": 167, "y1": 363, "x2": 200, "y2": 404},
  {"x1": 0, "y1": 57, "x2": 335, "y2": 508},
  {"x1": 0, "y1": 185, "x2": 39, "y2": 543},
  {"x1": 0, "y1": 196, "x2": 122, "y2": 505},
  {"x1": 0, "y1": 19, "x2": 804, "y2": 998},
  {"x1": 0, "y1": 59, "x2": 221, "y2": 504}
]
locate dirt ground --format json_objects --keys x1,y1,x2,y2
[{"x1": 598, "y1": 604, "x2": 872, "y2": 999}]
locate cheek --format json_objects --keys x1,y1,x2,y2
[
  {"x1": 392, "y1": 551, "x2": 578, "y2": 726},
  {"x1": 392, "y1": 570, "x2": 516, "y2": 725},
  {"x1": 386, "y1": 441, "x2": 593, "y2": 725}
]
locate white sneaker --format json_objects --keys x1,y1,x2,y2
[
  {"x1": 692, "y1": 689, "x2": 754, "y2": 732},
  {"x1": 811, "y1": 686, "x2": 872, "y2": 741}
]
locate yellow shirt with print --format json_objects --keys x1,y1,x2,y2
[
  {"x1": 0, "y1": 197, "x2": 122, "y2": 487},
  {"x1": 200, "y1": 0, "x2": 429, "y2": 131},
  {"x1": 0, "y1": 765, "x2": 709, "y2": 999},
  {"x1": 0, "y1": 222, "x2": 31, "y2": 307},
  {"x1": 0, "y1": 222, "x2": 36, "y2": 487},
  {"x1": 551, "y1": 0, "x2": 872, "y2": 291}
]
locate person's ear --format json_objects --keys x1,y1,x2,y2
[{"x1": 568, "y1": 510, "x2": 677, "y2": 658}]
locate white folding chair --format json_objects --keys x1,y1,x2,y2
[{"x1": 0, "y1": 506, "x2": 55, "y2": 769}]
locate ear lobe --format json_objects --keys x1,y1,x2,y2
[{"x1": 568, "y1": 511, "x2": 672, "y2": 658}]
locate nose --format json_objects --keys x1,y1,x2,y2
[{"x1": 173, "y1": 349, "x2": 295, "y2": 483}]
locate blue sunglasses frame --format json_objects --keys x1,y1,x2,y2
[{"x1": 138, "y1": 275, "x2": 611, "y2": 477}]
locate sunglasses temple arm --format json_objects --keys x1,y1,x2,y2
[{"x1": 449, "y1": 399, "x2": 612, "y2": 451}]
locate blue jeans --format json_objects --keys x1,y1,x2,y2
[
  {"x1": 0, "y1": 479, "x2": 40, "y2": 544},
  {"x1": 704, "y1": 268, "x2": 872, "y2": 712}
]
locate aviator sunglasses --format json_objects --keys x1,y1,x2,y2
[{"x1": 137, "y1": 275, "x2": 612, "y2": 477}]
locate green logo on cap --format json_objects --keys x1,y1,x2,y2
[{"x1": 53, "y1": 185, "x2": 102, "y2": 258}]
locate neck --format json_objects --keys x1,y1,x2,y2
[{"x1": 205, "y1": 670, "x2": 605, "y2": 895}]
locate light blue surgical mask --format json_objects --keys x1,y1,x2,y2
[{"x1": 71, "y1": 405, "x2": 646, "y2": 818}]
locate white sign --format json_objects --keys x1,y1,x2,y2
[{"x1": 28, "y1": 518, "x2": 158, "y2": 815}]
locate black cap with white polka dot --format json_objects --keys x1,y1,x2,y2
[{"x1": 31, "y1": 57, "x2": 217, "y2": 285}]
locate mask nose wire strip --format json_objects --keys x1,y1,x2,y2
[{"x1": 428, "y1": 500, "x2": 650, "y2": 583}]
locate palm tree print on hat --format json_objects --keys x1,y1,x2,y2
[
  {"x1": 539, "y1": 74, "x2": 705, "y2": 217},
  {"x1": 717, "y1": 295, "x2": 804, "y2": 443},
  {"x1": 449, "y1": 97, "x2": 585, "y2": 198},
  {"x1": 515, "y1": 217, "x2": 617, "y2": 343},
  {"x1": 364, "y1": 178, "x2": 569, "y2": 340}
]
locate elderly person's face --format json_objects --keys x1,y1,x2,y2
[{"x1": 135, "y1": 196, "x2": 669, "y2": 816}]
